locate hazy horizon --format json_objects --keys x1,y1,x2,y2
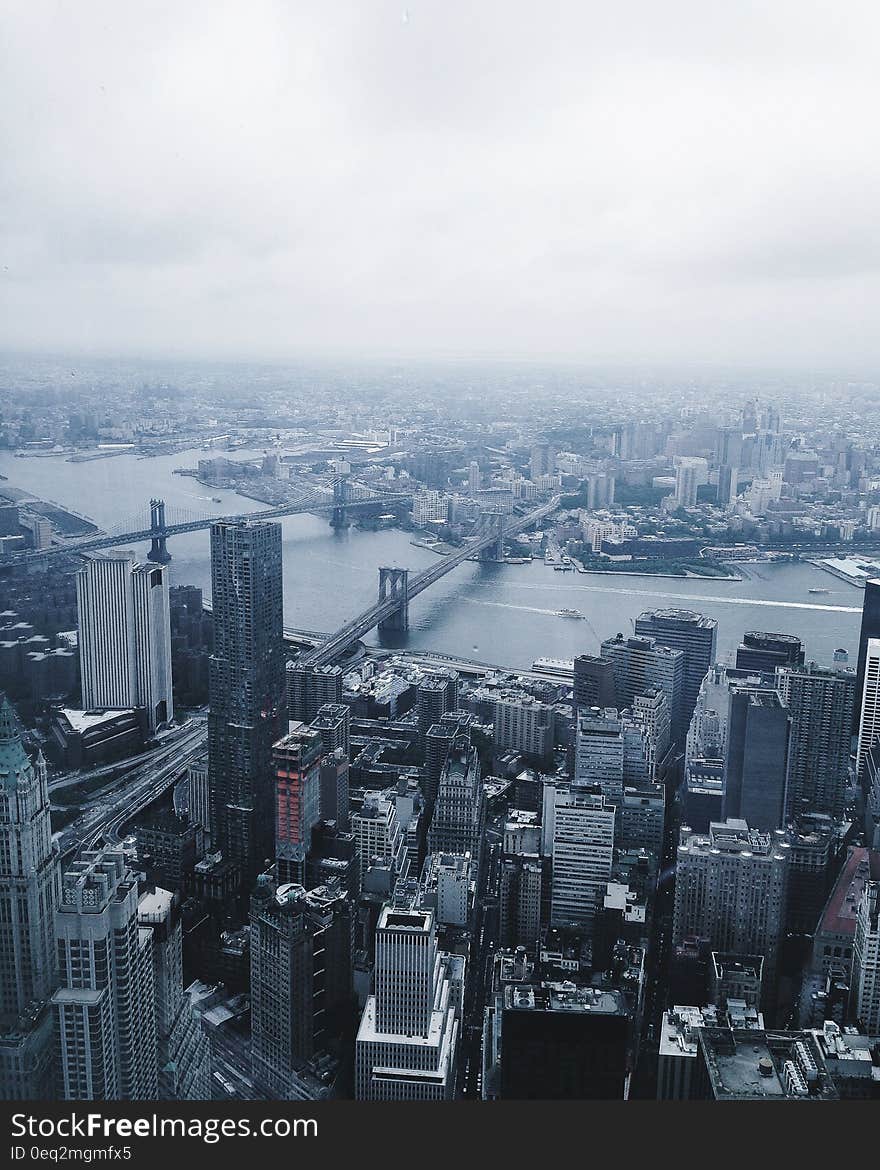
[{"x1": 3, "y1": 2, "x2": 880, "y2": 368}]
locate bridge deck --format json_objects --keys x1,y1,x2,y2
[
  {"x1": 302, "y1": 496, "x2": 559, "y2": 667},
  {"x1": 0, "y1": 491, "x2": 414, "y2": 564}
]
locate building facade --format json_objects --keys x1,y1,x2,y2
[
  {"x1": 77, "y1": 552, "x2": 173, "y2": 731},
  {"x1": 208, "y1": 521, "x2": 285, "y2": 888}
]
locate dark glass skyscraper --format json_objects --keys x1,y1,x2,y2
[
  {"x1": 722, "y1": 686, "x2": 791, "y2": 831},
  {"x1": 853, "y1": 578, "x2": 880, "y2": 734},
  {"x1": 208, "y1": 521, "x2": 285, "y2": 889},
  {"x1": 735, "y1": 631, "x2": 804, "y2": 674}
]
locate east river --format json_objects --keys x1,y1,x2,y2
[{"x1": 0, "y1": 448, "x2": 863, "y2": 670}]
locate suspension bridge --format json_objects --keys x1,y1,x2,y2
[
  {"x1": 300, "y1": 495, "x2": 561, "y2": 667},
  {"x1": 0, "y1": 477, "x2": 414, "y2": 566}
]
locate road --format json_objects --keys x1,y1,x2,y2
[
  {"x1": 460, "y1": 821, "x2": 502, "y2": 1100},
  {"x1": 58, "y1": 717, "x2": 208, "y2": 857}
]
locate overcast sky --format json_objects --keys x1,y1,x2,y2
[{"x1": 2, "y1": 1, "x2": 879, "y2": 367}]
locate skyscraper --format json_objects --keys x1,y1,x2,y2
[
  {"x1": 250, "y1": 877, "x2": 353, "y2": 1098},
  {"x1": 853, "y1": 578, "x2": 880, "y2": 735},
  {"x1": 311, "y1": 702, "x2": 350, "y2": 758},
  {"x1": 0, "y1": 697, "x2": 60, "y2": 1099},
  {"x1": 573, "y1": 708, "x2": 650, "y2": 804},
  {"x1": 76, "y1": 552, "x2": 173, "y2": 731},
  {"x1": 673, "y1": 457, "x2": 707, "y2": 507},
  {"x1": 286, "y1": 662, "x2": 343, "y2": 724},
  {"x1": 775, "y1": 663, "x2": 856, "y2": 821},
  {"x1": 673, "y1": 820, "x2": 790, "y2": 1009},
  {"x1": 273, "y1": 722, "x2": 322, "y2": 885},
  {"x1": 208, "y1": 520, "x2": 285, "y2": 888},
  {"x1": 499, "y1": 856, "x2": 542, "y2": 949},
  {"x1": 601, "y1": 633, "x2": 686, "y2": 743},
  {"x1": 856, "y1": 636, "x2": 880, "y2": 780},
  {"x1": 548, "y1": 787, "x2": 615, "y2": 928},
  {"x1": 735, "y1": 631, "x2": 804, "y2": 674},
  {"x1": 137, "y1": 887, "x2": 211, "y2": 1100},
  {"x1": 416, "y1": 671, "x2": 459, "y2": 756},
  {"x1": 427, "y1": 735, "x2": 484, "y2": 861},
  {"x1": 634, "y1": 609, "x2": 717, "y2": 734},
  {"x1": 715, "y1": 425, "x2": 743, "y2": 507},
  {"x1": 498, "y1": 984, "x2": 629, "y2": 1100},
  {"x1": 355, "y1": 902, "x2": 462, "y2": 1100},
  {"x1": 423, "y1": 712, "x2": 475, "y2": 810},
  {"x1": 573, "y1": 654, "x2": 616, "y2": 711},
  {"x1": 722, "y1": 686, "x2": 791, "y2": 832},
  {"x1": 851, "y1": 881, "x2": 880, "y2": 1035},
  {"x1": 53, "y1": 851, "x2": 158, "y2": 1100}
]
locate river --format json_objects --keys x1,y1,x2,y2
[{"x1": 0, "y1": 448, "x2": 864, "y2": 670}]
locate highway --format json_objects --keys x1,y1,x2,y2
[{"x1": 58, "y1": 717, "x2": 208, "y2": 857}]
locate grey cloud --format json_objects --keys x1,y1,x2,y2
[{"x1": 1, "y1": 0, "x2": 879, "y2": 365}]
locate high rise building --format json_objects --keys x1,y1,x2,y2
[
  {"x1": 573, "y1": 654, "x2": 616, "y2": 711},
  {"x1": 352, "y1": 790, "x2": 408, "y2": 887},
  {"x1": 137, "y1": 888, "x2": 210, "y2": 1100},
  {"x1": 423, "y1": 712, "x2": 475, "y2": 809},
  {"x1": 499, "y1": 856, "x2": 542, "y2": 949},
  {"x1": 0, "y1": 697, "x2": 60, "y2": 1099},
  {"x1": 419, "y1": 852, "x2": 473, "y2": 927},
  {"x1": 415, "y1": 671, "x2": 459, "y2": 756},
  {"x1": 529, "y1": 442, "x2": 555, "y2": 481},
  {"x1": 853, "y1": 578, "x2": 880, "y2": 735},
  {"x1": 775, "y1": 663, "x2": 856, "y2": 821},
  {"x1": 736, "y1": 631, "x2": 804, "y2": 674},
  {"x1": 76, "y1": 552, "x2": 173, "y2": 731},
  {"x1": 319, "y1": 749, "x2": 350, "y2": 832},
  {"x1": 286, "y1": 663, "x2": 343, "y2": 724},
  {"x1": 427, "y1": 736, "x2": 484, "y2": 862},
  {"x1": 250, "y1": 877, "x2": 353, "y2": 1098},
  {"x1": 715, "y1": 426, "x2": 743, "y2": 507},
  {"x1": 851, "y1": 881, "x2": 880, "y2": 1035},
  {"x1": 856, "y1": 637, "x2": 880, "y2": 779},
  {"x1": 311, "y1": 702, "x2": 350, "y2": 758},
  {"x1": 866, "y1": 745, "x2": 880, "y2": 850},
  {"x1": 722, "y1": 686, "x2": 791, "y2": 832},
  {"x1": 673, "y1": 457, "x2": 707, "y2": 507},
  {"x1": 492, "y1": 692, "x2": 554, "y2": 763},
  {"x1": 355, "y1": 902, "x2": 462, "y2": 1100},
  {"x1": 498, "y1": 983, "x2": 629, "y2": 1099},
  {"x1": 601, "y1": 633, "x2": 685, "y2": 743},
  {"x1": 53, "y1": 851, "x2": 158, "y2": 1100},
  {"x1": 573, "y1": 708, "x2": 650, "y2": 805},
  {"x1": 187, "y1": 754, "x2": 209, "y2": 840},
  {"x1": 208, "y1": 521, "x2": 285, "y2": 888},
  {"x1": 631, "y1": 689, "x2": 672, "y2": 778},
  {"x1": 468, "y1": 460, "x2": 481, "y2": 494},
  {"x1": 273, "y1": 722, "x2": 322, "y2": 885},
  {"x1": 548, "y1": 787, "x2": 615, "y2": 928},
  {"x1": 634, "y1": 609, "x2": 717, "y2": 734},
  {"x1": 673, "y1": 820, "x2": 790, "y2": 1006}
]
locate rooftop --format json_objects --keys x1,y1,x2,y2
[
  {"x1": 504, "y1": 981, "x2": 627, "y2": 1017},
  {"x1": 816, "y1": 846, "x2": 880, "y2": 939},
  {"x1": 698, "y1": 1028, "x2": 838, "y2": 1100}
]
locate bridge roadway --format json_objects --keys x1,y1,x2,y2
[
  {"x1": 1, "y1": 489, "x2": 414, "y2": 564},
  {"x1": 302, "y1": 495, "x2": 560, "y2": 668}
]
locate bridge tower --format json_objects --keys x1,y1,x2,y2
[
  {"x1": 330, "y1": 464, "x2": 351, "y2": 528},
  {"x1": 147, "y1": 498, "x2": 172, "y2": 564},
  {"x1": 476, "y1": 510, "x2": 505, "y2": 562},
  {"x1": 377, "y1": 566, "x2": 409, "y2": 632}
]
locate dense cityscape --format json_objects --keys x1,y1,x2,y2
[{"x1": 1, "y1": 364, "x2": 879, "y2": 1103}]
